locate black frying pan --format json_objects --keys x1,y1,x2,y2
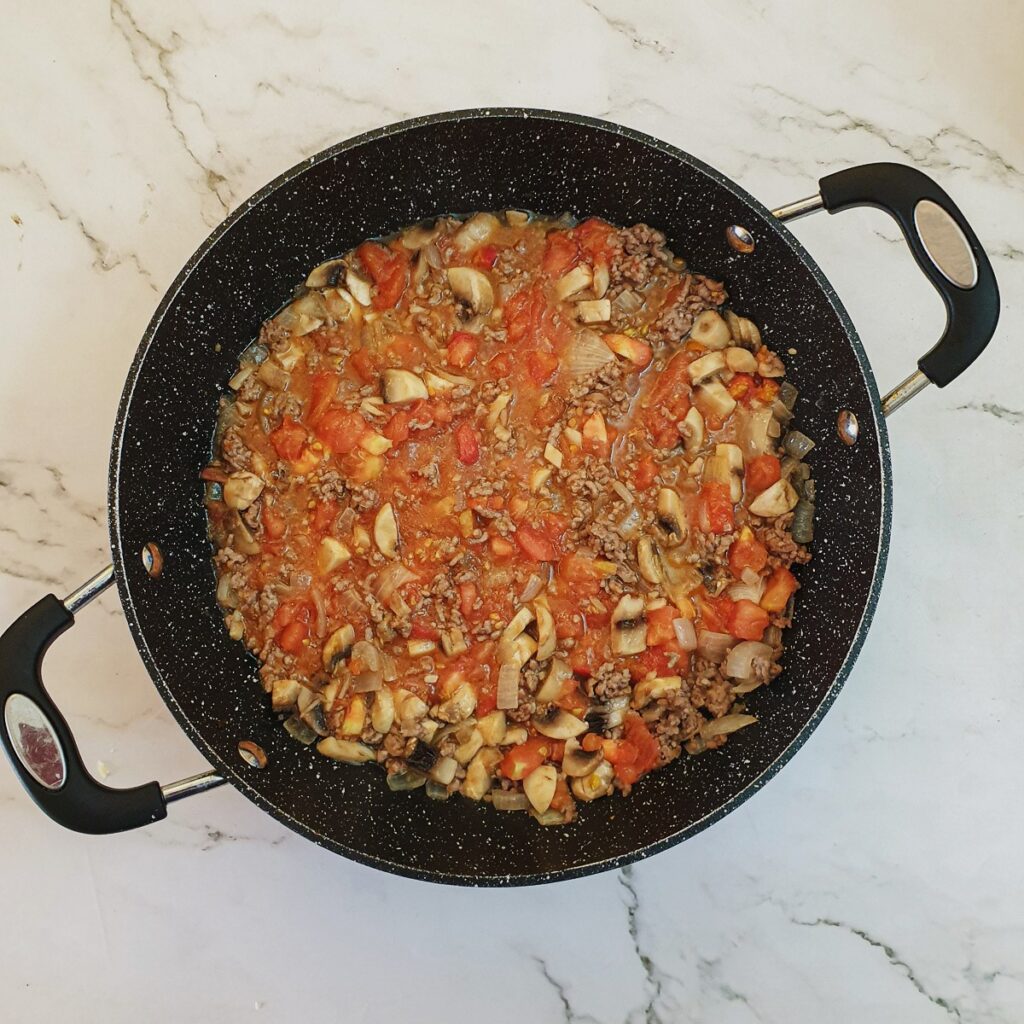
[{"x1": 0, "y1": 110, "x2": 999, "y2": 885}]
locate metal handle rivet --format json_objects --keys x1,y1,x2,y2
[
  {"x1": 237, "y1": 740, "x2": 268, "y2": 769},
  {"x1": 141, "y1": 542, "x2": 164, "y2": 578},
  {"x1": 726, "y1": 224, "x2": 755, "y2": 254},
  {"x1": 837, "y1": 409, "x2": 859, "y2": 445}
]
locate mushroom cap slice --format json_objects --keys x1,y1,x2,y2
[
  {"x1": 447, "y1": 266, "x2": 494, "y2": 314},
  {"x1": 533, "y1": 707, "x2": 588, "y2": 740},
  {"x1": 749, "y1": 478, "x2": 799, "y2": 518},
  {"x1": 381, "y1": 368, "x2": 429, "y2": 405},
  {"x1": 562, "y1": 738, "x2": 605, "y2": 778},
  {"x1": 523, "y1": 764, "x2": 558, "y2": 814}
]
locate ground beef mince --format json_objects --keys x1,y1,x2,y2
[{"x1": 204, "y1": 211, "x2": 813, "y2": 825}]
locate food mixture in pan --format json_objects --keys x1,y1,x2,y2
[{"x1": 204, "y1": 212, "x2": 815, "y2": 824}]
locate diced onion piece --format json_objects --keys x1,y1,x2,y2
[
  {"x1": 346, "y1": 269, "x2": 373, "y2": 307},
  {"x1": 672, "y1": 617, "x2": 697, "y2": 651},
  {"x1": 724, "y1": 640, "x2": 773, "y2": 680},
  {"x1": 501, "y1": 606, "x2": 535, "y2": 644},
  {"x1": 783, "y1": 430, "x2": 816, "y2": 461},
  {"x1": 381, "y1": 368, "x2": 428, "y2": 404},
  {"x1": 575, "y1": 299, "x2": 611, "y2": 323},
  {"x1": 407, "y1": 638, "x2": 436, "y2": 657},
  {"x1": 485, "y1": 392, "x2": 512, "y2": 429},
  {"x1": 492, "y1": 790, "x2": 530, "y2": 811},
  {"x1": 373, "y1": 502, "x2": 399, "y2": 559},
  {"x1": 223, "y1": 472, "x2": 264, "y2": 510},
  {"x1": 372, "y1": 561, "x2": 417, "y2": 601},
  {"x1": 697, "y1": 630, "x2": 734, "y2": 662},
  {"x1": 565, "y1": 330, "x2": 616, "y2": 375},
  {"x1": 534, "y1": 602, "x2": 556, "y2": 661},
  {"x1": 728, "y1": 578, "x2": 765, "y2": 604},
  {"x1": 497, "y1": 662, "x2": 521, "y2": 709},
  {"x1": 316, "y1": 537, "x2": 352, "y2": 575},
  {"x1": 316, "y1": 737, "x2": 374, "y2": 763},
  {"x1": 701, "y1": 713, "x2": 758, "y2": 739},
  {"x1": 517, "y1": 574, "x2": 545, "y2": 604},
  {"x1": 544, "y1": 443, "x2": 564, "y2": 468},
  {"x1": 592, "y1": 262, "x2": 610, "y2": 298}
]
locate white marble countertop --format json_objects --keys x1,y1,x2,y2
[{"x1": 1, "y1": 1, "x2": 1022, "y2": 1020}]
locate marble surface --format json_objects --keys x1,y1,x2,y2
[{"x1": 1, "y1": 0, "x2": 1022, "y2": 1020}]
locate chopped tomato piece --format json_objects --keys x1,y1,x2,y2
[
  {"x1": 549, "y1": 776, "x2": 573, "y2": 812},
  {"x1": 504, "y1": 284, "x2": 551, "y2": 347},
  {"x1": 447, "y1": 331, "x2": 479, "y2": 368},
  {"x1": 575, "y1": 218, "x2": 616, "y2": 264},
  {"x1": 614, "y1": 715, "x2": 660, "y2": 786},
  {"x1": 383, "y1": 410, "x2": 412, "y2": 445},
  {"x1": 746, "y1": 454, "x2": 781, "y2": 495},
  {"x1": 646, "y1": 605, "x2": 678, "y2": 647},
  {"x1": 533, "y1": 394, "x2": 564, "y2": 429},
  {"x1": 409, "y1": 621, "x2": 440, "y2": 641},
  {"x1": 645, "y1": 352, "x2": 691, "y2": 447},
  {"x1": 316, "y1": 409, "x2": 366, "y2": 454},
  {"x1": 269, "y1": 416, "x2": 307, "y2": 462},
  {"x1": 541, "y1": 231, "x2": 579, "y2": 277},
  {"x1": 356, "y1": 241, "x2": 409, "y2": 310},
  {"x1": 602, "y1": 739, "x2": 638, "y2": 766},
  {"x1": 455, "y1": 422, "x2": 481, "y2": 465},
  {"x1": 728, "y1": 527, "x2": 769, "y2": 577},
  {"x1": 569, "y1": 631, "x2": 605, "y2": 677},
  {"x1": 629, "y1": 646, "x2": 673, "y2": 681},
  {"x1": 307, "y1": 372, "x2": 339, "y2": 426},
  {"x1": 728, "y1": 599, "x2": 770, "y2": 641},
  {"x1": 488, "y1": 352, "x2": 513, "y2": 378},
  {"x1": 526, "y1": 348, "x2": 559, "y2": 386},
  {"x1": 261, "y1": 503, "x2": 287, "y2": 540},
  {"x1": 696, "y1": 591, "x2": 736, "y2": 634},
  {"x1": 386, "y1": 333, "x2": 424, "y2": 368},
  {"x1": 500, "y1": 736, "x2": 552, "y2": 780},
  {"x1": 727, "y1": 373, "x2": 756, "y2": 402},
  {"x1": 633, "y1": 454, "x2": 659, "y2": 490},
  {"x1": 348, "y1": 348, "x2": 379, "y2": 383},
  {"x1": 474, "y1": 676, "x2": 498, "y2": 716},
  {"x1": 311, "y1": 499, "x2": 338, "y2": 536},
  {"x1": 755, "y1": 378, "x2": 780, "y2": 405},
  {"x1": 473, "y1": 244, "x2": 499, "y2": 269},
  {"x1": 761, "y1": 566, "x2": 799, "y2": 613},
  {"x1": 699, "y1": 481, "x2": 735, "y2": 534},
  {"x1": 581, "y1": 733, "x2": 604, "y2": 752},
  {"x1": 514, "y1": 524, "x2": 560, "y2": 562},
  {"x1": 277, "y1": 620, "x2": 308, "y2": 654}
]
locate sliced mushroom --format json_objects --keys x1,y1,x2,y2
[
  {"x1": 374, "y1": 502, "x2": 399, "y2": 559},
  {"x1": 476, "y1": 710, "x2": 507, "y2": 746},
  {"x1": 436, "y1": 681, "x2": 478, "y2": 724},
  {"x1": 656, "y1": 488, "x2": 687, "y2": 544},
  {"x1": 592, "y1": 261, "x2": 610, "y2": 299},
  {"x1": 322, "y1": 623, "x2": 355, "y2": 672},
  {"x1": 271, "y1": 678, "x2": 302, "y2": 712},
  {"x1": 724, "y1": 346, "x2": 758, "y2": 373},
  {"x1": 305, "y1": 258, "x2": 348, "y2": 289},
  {"x1": 575, "y1": 298, "x2": 611, "y2": 323},
  {"x1": 535, "y1": 658, "x2": 572, "y2": 703},
  {"x1": 687, "y1": 350, "x2": 727, "y2": 384},
  {"x1": 316, "y1": 537, "x2": 352, "y2": 575},
  {"x1": 299, "y1": 696, "x2": 329, "y2": 737},
  {"x1": 345, "y1": 269, "x2": 373, "y2": 307},
  {"x1": 316, "y1": 737, "x2": 375, "y2": 763},
  {"x1": 462, "y1": 747, "x2": 501, "y2": 800},
  {"x1": 680, "y1": 406, "x2": 705, "y2": 456},
  {"x1": 554, "y1": 264, "x2": 593, "y2": 301},
  {"x1": 370, "y1": 688, "x2": 395, "y2": 734},
  {"x1": 523, "y1": 764, "x2": 558, "y2": 814},
  {"x1": 453, "y1": 212, "x2": 499, "y2": 253},
  {"x1": 749, "y1": 478, "x2": 799, "y2": 517},
  {"x1": 706, "y1": 443, "x2": 744, "y2": 503},
  {"x1": 423, "y1": 370, "x2": 456, "y2": 395},
  {"x1": 257, "y1": 358, "x2": 290, "y2": 391},
  {"x1": 453, "y1": 727, "x2": 485, "y2": 766},
  {"x1": 223, "y1": 471, "x2": 265, "y2": 510},
  {"x1": 497, "y1": 632, "x2": 537, "y2": 667},
  {"x1": 562, "y1": 738, "x2": 604, "y2": 778},
  {"x1": 611, "y1": 594, "x2": 647, "y2": 656},
  {"x1": 695, "y1": 379, "x2": 738, "y2": 420},
  {"x1": 632, "y1": 675, "x2": 683, "y2": 709},
  {"x1": 430, "y1": 755, "x2": 458, "y2": 786},
  {"x1": 690, "y1": 310, "x2": 731, "y2": 349},
  {"x1": 447, "y1": 266, "x2": 494, "y2": 314},
  {"x1": 571, "y1": 760, "x2": 616, "y2": 801},
  {"x1": 230, "y1": 512, "x2": 261, "y2": 555},
  {"x1": 534, "y1": 602, "x2": 556, "y2": 661},
  {"x1": 637, "y1": 536, "x2": 666, "y2": 585},
  {"x1": 725, "y1": 310, "x2": 762, "y2": 350},
  {"x1": 533, "y1": 707, "x2": 588, "y2": 740},
  {"x1": 587, "y1": 695, "x2": 630, "y2": 733},
  {"x1": 381, "y1": 368, "x2": 428, "y2": 404}
]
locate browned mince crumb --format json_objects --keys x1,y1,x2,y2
[{"x1": 204, "y1": 211, "x2": 815, "y2": 827}]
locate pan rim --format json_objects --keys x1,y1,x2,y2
[{"x1": 108, "y1": 107, "x2": 892, "y2": 886}]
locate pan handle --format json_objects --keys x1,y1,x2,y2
[
  {"x1": 772, "y1": 162, "x2": 999, "y2": 415},
  {"x1": 0, "y1": 567, "x2": 225, "y2": 834}
]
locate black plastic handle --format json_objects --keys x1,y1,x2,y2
[
  {"x1": 818, "y1": 162, "x2": 999, "y2": 387},
  {"x1": 0, "y1": 594, "x2": 167, "y2": 834}
]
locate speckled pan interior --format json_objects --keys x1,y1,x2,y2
[{"x1": 109, "y1": 109, "x2": 891, "y2": 886}]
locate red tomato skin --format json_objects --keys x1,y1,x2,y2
[
  {"x1": 761, "y1": 567, "x2": 799, "y2": 612},
  {"x1": 728, "y1": 599, "x2": 770, "y2": 641},
  {"x1": 447, "y1": 332, "x2": 479, "y2": 368},
  {"x1": 746, "y1": 454, "x2": 782, "y2": 495},
  {"x1": 526, "y1": 349, "x2": 559, "y2": 385},
  {"x1": 316, "y1": 409, "x2": 366, "y2": 454},
  {"x1": 269, "y1": 417, "x2": 307, "y2": 462},
  {"x1": 699, "y1": 482, "x2": 735, "y2": 534},
  {"x1": 514, "y1": 525, "x2": 559, "y2": 562},
  {"x1": 728, "y1": 529, "x2": 769, "y2": 577}
]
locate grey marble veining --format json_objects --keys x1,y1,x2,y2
[{"x1": 0, "y1": 0, "x2": 1021, "y2": 1021}]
